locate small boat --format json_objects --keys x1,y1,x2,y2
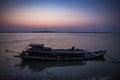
[{"x1": 14, "y1": 44, "x2": 107, "y2": 61}]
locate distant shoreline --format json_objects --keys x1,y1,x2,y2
[{"x1": 0, "y1": 31, "x2": 120, "y2": 33}]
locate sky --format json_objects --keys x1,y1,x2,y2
[{"x1": 0, "y1": 0, "x2": 120, "y2": 32}]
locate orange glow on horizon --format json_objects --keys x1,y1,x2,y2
[
  {"x1": 1, "y1": 5, "x2": 107, "y2": 28},
  {"x1": 2, "y1": 17, "x2": 101, "y2": 28}
]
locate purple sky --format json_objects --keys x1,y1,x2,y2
[{"x1": 0, "y1": 0, "x2": 120, "y2": 32}]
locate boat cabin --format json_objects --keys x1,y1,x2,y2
[{"x1": 27, "y1": 44, "x2": 52, "y2": 51}]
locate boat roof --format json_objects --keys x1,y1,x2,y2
[{"x1": 29, "y1": 44, "x2": 44, "y2": 47}]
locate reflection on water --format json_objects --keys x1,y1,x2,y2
[
  {"x1": 16, "y1": 61, "x2": 87, "y2": 72},
  {"x1": 14, "y1": 59, "x2": 106, "y2": 80},
  {"x1": 16, "y1": 58, "x2": 106, "y2": 72}
]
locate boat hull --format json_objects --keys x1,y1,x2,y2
[{"x1": 15, "y1": 51, "x2": 106, "y2": 61}]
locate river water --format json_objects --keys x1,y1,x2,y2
[{"x1": 0, "y1": 33, "x2": 120, "y2": 80}]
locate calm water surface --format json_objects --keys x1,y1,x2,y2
[{"x1": 0, "y1": 33, "x2": 120, "y2": 80}]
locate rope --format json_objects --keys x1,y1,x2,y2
[
  {"x1": 105, "y1": 54, "x2": 120, "y2": 63},
  {"x1": 5, "y1": 49, "x2": 20, "y2": 53}
]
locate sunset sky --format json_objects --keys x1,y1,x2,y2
[{"x1": 0, "y1": 0, "x2": 120, "y2": 32}]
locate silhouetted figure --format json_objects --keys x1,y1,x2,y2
[{"x1": 72, "y1": 46, "x2": 75, "y2": 50}]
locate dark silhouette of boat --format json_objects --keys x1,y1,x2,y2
[{"x1": 14, "y1": 44, "x2": 107, "y2": 61}]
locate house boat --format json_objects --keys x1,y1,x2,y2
[{"x1": 15, "y1": 44, "x2": 106, "y2": 61}]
